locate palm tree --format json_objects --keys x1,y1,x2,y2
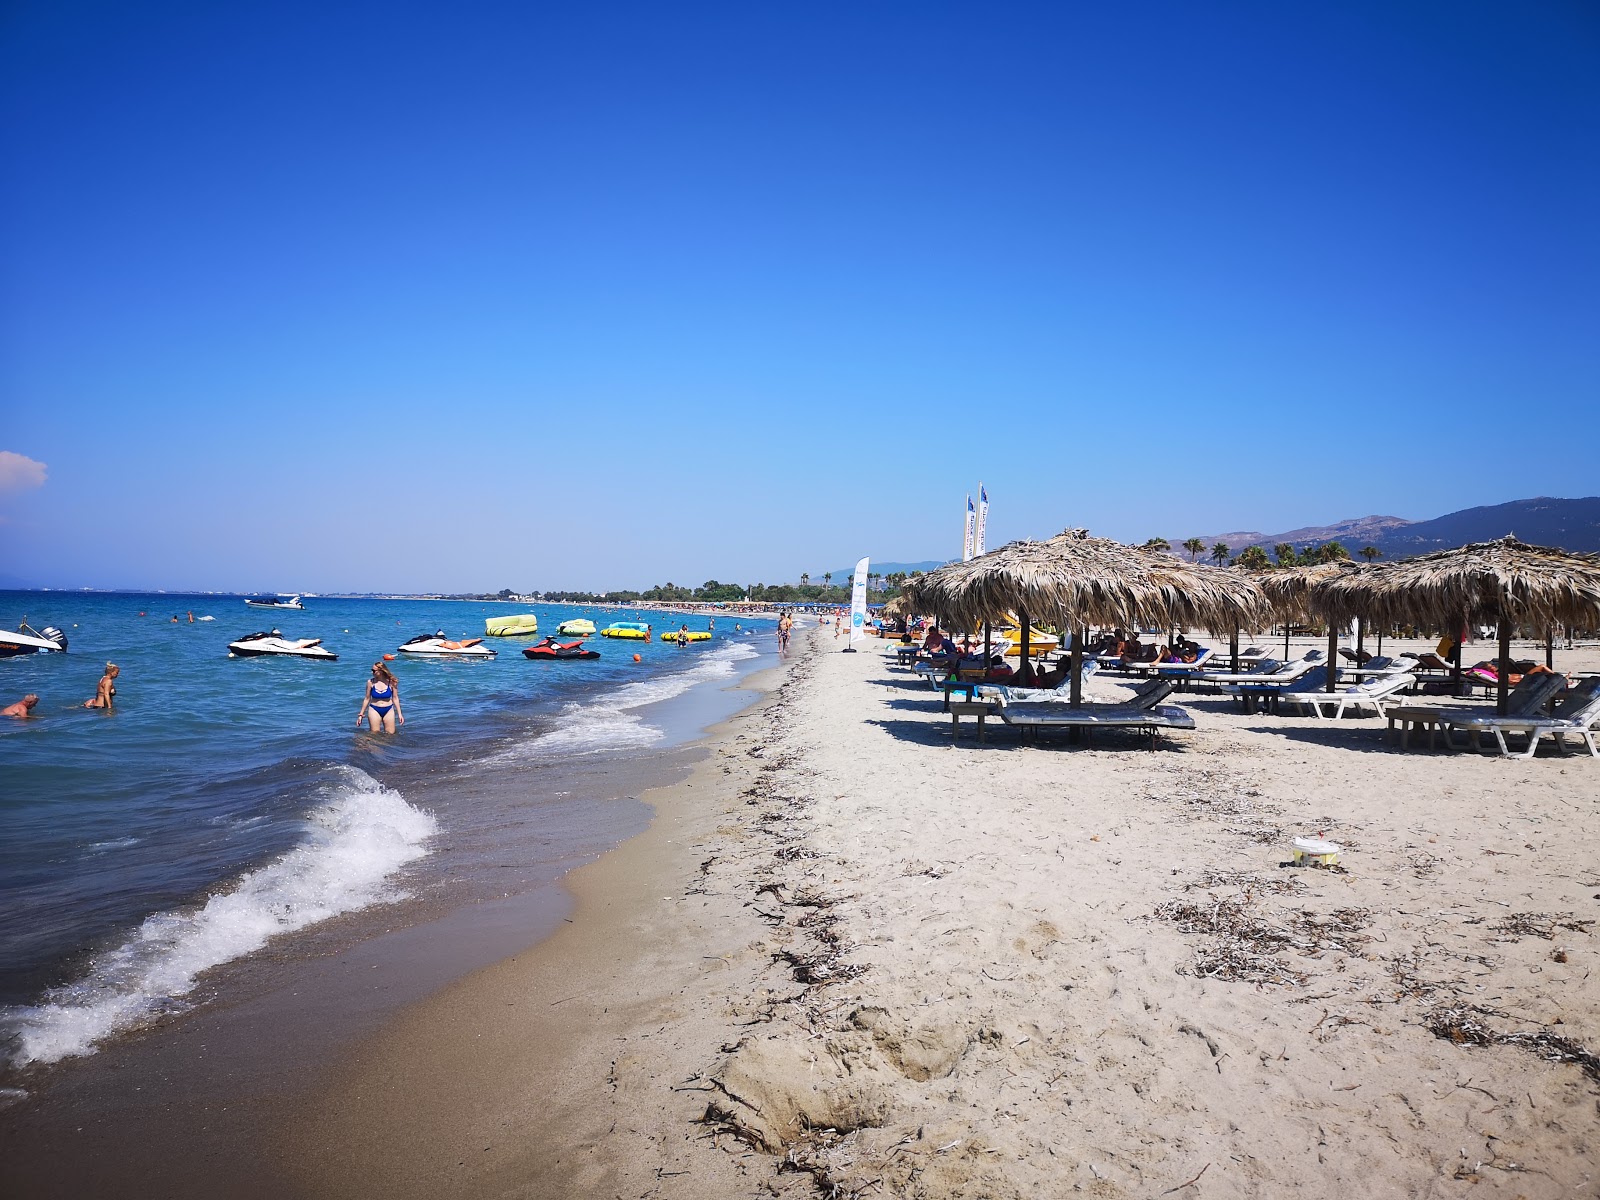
[
  {"x1": 1210, "y1": 542, "x2": 1230, "y2": 566},
  {"x1": 1183, "y1": 537, "x2": 1205, "y2": 562},
  {"x1": 1359, "y1": 545, "x2": 1382, "y2": 563},
  {"x1": 800, "y1": 573, "x2": 810, "y2": 586},
  {"x1": 823, "y1": 572, "x2": 833, "y2": 588},
  {"x1": 1143, "y1": 537, "x2": 1171, "y2": 553},
  {"x1": 1274, "y1": 543, "x2": 1298, "y2": 567},
  {"x1": 1237, "y1": 545, "x2": 1271, "y2": 570}
]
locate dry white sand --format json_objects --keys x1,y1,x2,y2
[{"x1": 302, "y1": 627, "x2": 1600, "y2": 1199}]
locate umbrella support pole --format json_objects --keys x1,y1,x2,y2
[
  {"x1": 1497, "y1": 618, "x2": 1512, "y2": 716},
  {"x1": 1070, "y1": 624, "x2": 1085, "y2": 707},
  {"x1": 1327, "y1": 626, "x2": 1338, "y2": 692},
  {"x1": 1451, "y1": 613, "x2": 1465, "y2": 698},
  {"x1": 1230, "y1": 627, "x2": 1239, "y2": 674}
]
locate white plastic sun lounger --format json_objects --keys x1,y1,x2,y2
[
  {"x1": 1278, "y1": 672, "x2": 1417, "y2": 720},
  {"x1": 1211, "y1": 654, "x2": 1319, "y2": 689},
  {"x1": 975, "y1": 659, "x2": 1104, "y2": 703},
  {"x1": 1446, "y1": 677, "x2": 1600, "y2": 759},
  {"x1": 1389, "y1": 672, "x2": 1568, "y2": 750}
]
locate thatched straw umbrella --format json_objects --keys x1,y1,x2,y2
[
  {"x1": 1123, "y1": 544, "x2": 1272, "y2": 673},
  {"x1": 1253, "y1": 561, "x2": 1366, "y2": 691},
  {"x1": 1313, "y1": 536, "x2": 1600, "y2": 714},
  {"x1": 905, "y1": 530, "x2": 1266, "y2": 706}
]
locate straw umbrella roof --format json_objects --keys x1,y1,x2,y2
[
  {"x1": 1251, "y1": 560, "x2": 1366, "y2": 623},
  {"x1": 881, "y1": 593, "x2": 913, "y2": 619},
  {"x1": 1312, "y1": 536, "x2": 1600, "y2": 630},
  {"x1": 903, "y1": 529, "x2": 1267, "y2": 632},
  {"x1": 1110, "y1": 539, "x2": 1271, "y2": 632}
]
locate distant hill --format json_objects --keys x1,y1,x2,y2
[
  {"x1": 1377, "y1": 497, "x2": 1600, "y2": 557},
  {"x1": 1168, "y1": 496, "x2": 1600, "y2": 560},
  {"x1": 813, "y1": 559, "x2": 949, "y2": 584}
]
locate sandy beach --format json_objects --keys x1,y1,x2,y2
[{"x1": 293, "y1": 625, "x2": 1600, "y2": 1198}]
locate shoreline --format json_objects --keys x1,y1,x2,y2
[
  {"x1": 0, "y1": 636, "x2": 782, "y2": 1198},
  {"x1": 285, "y1": 653, "x2": 810, "y2": 1197}
]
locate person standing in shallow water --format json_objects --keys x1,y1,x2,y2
[
  {"x1": 357, "y1": 662, "x2": 403, "y2": 733},
  {"x1": 83, "y1": 663, "x2": 119, "y2": 709}
]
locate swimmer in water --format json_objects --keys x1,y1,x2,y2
[{"x1": 3, "y1": 693, "x2": 40, "y2": 719}]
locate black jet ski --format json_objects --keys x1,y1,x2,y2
[
  {"x1": 524, "y1": 636, "x2": 600, "y2": 661},
  {"x1": 0, "y1": 623, "x2": 68, "y2": 658}
]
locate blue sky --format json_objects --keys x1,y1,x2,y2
[{"x1": 2, "y1": 1, "x2": 1596, "y2": 592}]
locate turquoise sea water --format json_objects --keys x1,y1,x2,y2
[{"x1": 0, "y1": 591, "x2": 771, "y2": 1067}]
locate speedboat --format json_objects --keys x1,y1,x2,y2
[
  {"x1": 485, "y1": 613, "x2": 539, "y2": 637},
  {"x1": 398, "y1": 631, "x2": 497, "y2": 659},
  {"x1": 524, "y1": 636, "x2": 600, "y2": 661},
  {"x1": 228, "y1": 630, "x2": 337, "y2": 660},
  {"x1": 557, "y1": 618, "x2": 596, "y2": 637},
  {"x1": 599, "y1": 621, "x2": 652, "y2": 640},
  {"x1": 0, "y1": 623, "x2": 68, "y2": 658},
  {"x1": 245, "y1": 594, "x2": 305, "y2": 610}
]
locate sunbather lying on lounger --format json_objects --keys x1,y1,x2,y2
[{"x1": 1120, "y1": 637, "x2": 1159, "y2": 666}]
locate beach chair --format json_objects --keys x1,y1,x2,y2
[
  {"x1": 993, "y1": 698, "x2": 1196, "y2": 749},
  {"x1": 1445, "y1": 677, "x2": 1600, "y2": 759},
  {"x1": 973, "y1": 659, "x2": 1104, "y2": 704},
  {"x1": 1387, "y1": 672, "x2": 1567, "y2": 750},
  {"x1": 1277, "y1": 672, "x2": 1417, "y2": 720},
  {"x1": 1120, "y1": 647, "x2": 1212, "y2": 678},
  {"x1": 1152, "y1": 647, "x2": 1216, "y2": 678},
  {"x1": 1227, "y1": 661, "x2": 1328, "y2": 711}
]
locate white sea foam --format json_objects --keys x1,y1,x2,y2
[
  {"x1": 491, "y1": 640, "x2": 761, "y2": 761},
  {"x1": 2, "y1": 766, "x2": 436, "y2": 1067},
  {"x1": 85, "y1": 837, "x2": 141, "y2": 854}
]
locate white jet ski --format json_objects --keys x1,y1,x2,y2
[
  {"x1": 228, "y1": 629, "x2": 338, "y2": 660},
  {"x1": 397, "y1": 631, "x2": 497, "y2": 659},
  {"x1": 0, "y1": 623, "x2": 68, "y2": 658},
  {"x1": 245, "y1": 594, "x2": 306, "y2": 610}
]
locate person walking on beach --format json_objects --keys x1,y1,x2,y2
[
  {"x1": 777, "y1": 612, "x2": 792, "y2": 652},
  {"x1": 3, "y1": 693, "x2": 39, "y2": 719},
  {"x1": 83, "y1": 663, "x2": 119, "y2": 709},
  {"x1": 357, "y1": 662, "x2": 404, "y2": 733}
]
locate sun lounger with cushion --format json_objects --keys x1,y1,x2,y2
[
  {"x1": 974, "y1": 660, "x2": 1104, "y2": 704},
  {"x1": 1228, "y1": 663, "x2": 1330, "y2": 711},
  {"x1": 993, "y1": 699, "x2": 1196, "y2": 748},
  {"x1": 1387, "y1": 672, "x2": 1568, "y2": 750},
  {"x1": 1277, "y1": 672, "x2": 1417, "y2": 720},
  {"x1": 1444, "y1": 677, "x2": 1600, "y2": 759}
]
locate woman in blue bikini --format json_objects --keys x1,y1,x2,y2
[{"x1": 357, "y1": 662, "x2": 404, "y2": 733}]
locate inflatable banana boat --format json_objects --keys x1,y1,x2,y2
[{"x1": 485, "y1": 614, "x2": 539, "y2": 637}]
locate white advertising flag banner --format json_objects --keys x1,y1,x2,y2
[
  {"x1": 975, "y1": 484, "x2": 989, "y2": 556},
  {"x1": 962, "y1": 495, "x2": 975, "y2": 562},
  {"x1": 849, "y1": 557, "x2": 870, "y2": 647}
]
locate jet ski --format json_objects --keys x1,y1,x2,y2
[
  {"x1": 0, "y1": 623, "x2": 68, "y2": 658},
  {"x1": 398, "y1": 631, "x2": 497, "y2": 659},
  {"x1": 228, "y1": 630, "x2": 337, "y2": 660},
  {"x1": 245, "y1": 594, "x2": 305, "y2": 609},
  {"x1": 524, "y1": 636, "x2": 600, "y2": 661}
]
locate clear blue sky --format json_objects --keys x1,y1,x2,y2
[{"x1": 2, "y1": 1, "x2": 1596, "y2": 592}]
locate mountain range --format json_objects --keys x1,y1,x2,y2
[{"x1": 1165, "y1": 496, "x2": 1600, "y2": 560}]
